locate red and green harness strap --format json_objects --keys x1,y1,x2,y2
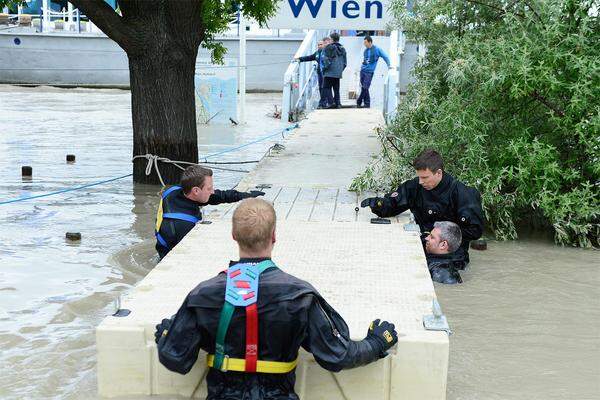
[{"x1": 213, "y1": 260, "x2": 276, "y2": 372}]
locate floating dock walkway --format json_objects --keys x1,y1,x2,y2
[{"x1": 96, "y1": 109, "x2": 449, "y2": 399}]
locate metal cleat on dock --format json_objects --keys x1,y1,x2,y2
[{"x1": 423, "y1": 299, "x2": 452, "y2": 335}]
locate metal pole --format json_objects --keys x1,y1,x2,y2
[
  {"x1": 238, "y1": 12, "x2": 246, "y2": 124},
  {"x1": 76, "y1": 9, "x2": 80, "y2": 33},
  {"x1": 42, "y1": 0, "x2": 50, "y2": 32},
  {"x1": 67, "y1": 2, "x2": 74, "y2": 31}
]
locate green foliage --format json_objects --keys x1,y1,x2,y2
[
  {"x1": 201, "y1": 0, "x2": 279, "y2": 63},
  {"x1": 353, "y1": 0, "x2": 599, "y2": 247},
  {"x1": 0, "y1": 0, "x2": 25, "y2": 10}
]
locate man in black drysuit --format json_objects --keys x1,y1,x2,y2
[
  {"x1": 155, "y1": 165, "x2": 264, "y2": 259},
  {"x1": 361, "y1": 149, "x2": 484, "y2": 268},
  {"x1": 155, "y1": 198, "x2": 398, "y2": 400}
]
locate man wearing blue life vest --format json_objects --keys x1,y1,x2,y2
[
  {"x1": 357, "y1": 36, "x2": 391, "y2": 109},
  {"x1": 155, "y1": 165, "x2": 264, "y2": 260},
  {"x1": 155, "y1": 198, "x2": 398, "y2": 399}
]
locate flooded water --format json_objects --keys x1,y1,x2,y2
[
  {"x1": 0, "y1": 85, "x2": 598, "y2": 400},
  {"x1": 439, "y1": 239, "x2": 600, "y2": 400},
  {"x1": 0, "y1": 85, "x2": 287, "y2": 399}
]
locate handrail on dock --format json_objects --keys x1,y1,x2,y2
[{"x1": 281, "y1": 29, "x2": 331, "y2": 122}]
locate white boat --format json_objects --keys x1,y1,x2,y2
[{"x1": 0, "y1": 3, "x2": 304, "y2": 91}]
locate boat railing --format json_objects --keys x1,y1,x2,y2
[
  {"x1": 282, "y1": 29, "x2": 331, "y2": 122},
  {"x1": 383, "y1": 30, "x2": 403, "y2": 122}
]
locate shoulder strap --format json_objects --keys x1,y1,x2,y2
[
  {"x1": 161, "y1": 185, "x2": 181, "y2": 199},
  {"x1": 162, "y1": 212, "x2": 200, "y2": 224},
  {"x1": 213, "y1": 260, "x2": 276, "y2": 372}
]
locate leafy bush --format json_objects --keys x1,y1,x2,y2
[{"x1": 352, "y1": 0, "x2": 599, "y2": 247}]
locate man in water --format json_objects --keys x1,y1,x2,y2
[
  {"x1": 425, "y1": 221, "x2": 463, "y2": 284},
  {"x1": 155, "y1": 198, "x2": 398, "y2": 399},
  {"x1": 361, "y1": 149, "x2": 484, "y2": 268},
  {"x1": 154, "y1": 165, "x2": 264, "y2": 259}
]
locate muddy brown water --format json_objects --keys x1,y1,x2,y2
[
  {"x1": 439, "y1": 239, "x2": 600, "y2": 400},
  {"x1": 0, "y1": 86, "x2": 598, "y2": 399}
]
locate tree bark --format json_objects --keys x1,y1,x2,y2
[
  {"x1": 72, "y1": 0, "x2": 205, "y2": 185},
  {"x1": 129, "y1": 44, "x2": 199, "y2": 185}
]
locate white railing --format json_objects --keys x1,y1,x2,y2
[
  {"x1": 383, "y1": 30, "x2": 403, "y2": 122},
  {"x1": 282, "y1": 29, "x2": 330, "y2": 122}
]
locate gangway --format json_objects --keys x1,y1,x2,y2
[{"x1": 282, "y1": 30, "x2": 416, "y2": 123}]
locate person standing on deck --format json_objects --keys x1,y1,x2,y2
[
  {"x1": 321, "y1": 32, "x2": 347, "y2": 109},
  {"x1": 357, "y1": 36, "x2": 391, "y2": 109},
  {"x1": 155, "y1": 198, "x2": 398, "y2": 399},
  {"x1": 154, "y1": 165, "x2": 264, "y2": 260},
  {"x1": 296, "y1": 37, "x2": 331, "y2": 109}
]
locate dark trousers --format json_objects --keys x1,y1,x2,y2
[
  {"x1": 323, "y1": 77, "x2": 341, "y2": 107},
  {"x1": 357, "y1": 71, "x2": 374, "y2": 107},
  {"x1": 317, "y1": 71, "x2": 327, "y2": 107}
]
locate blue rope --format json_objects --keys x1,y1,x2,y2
[
  {"x1": 0, "y1": 124, "x2": 299, "y2": 206},
  {"x1": 0, "y1": 174, "x2": 132, "y2": 205},
  {"x1": 201, "y1": 124, "x2": 298, "y2": 160}
]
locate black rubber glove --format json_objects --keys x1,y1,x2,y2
[
  {"x1": 154, "y1": 318, "x2": 172, "y2": 344},
  {"x1": 248, "y1": 190, "x2": 265, "y2": 198},
  {"x1": 360, "y1": 197, "x2": 382, "y2": 209},
  {"x1": 365, "y1": 319, "x2": 398, "y2": 355},
  {"x1": 360, "y1": 198, "x2": 374, "y2": 208}
]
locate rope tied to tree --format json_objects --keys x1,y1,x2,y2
[
  {"x1": 132, "y1": 154, "x2": 250, "y2": 187},
  {"x1": 132, "y1": 124, "x2": 298, "y2": 186}
]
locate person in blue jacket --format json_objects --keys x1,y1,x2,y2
[
  {"x1": 357, "y1": 36, "x2": 391, "y2": 108},
  {"x1": 296, "y1": 37, "x2": 331, "y2": 109}
]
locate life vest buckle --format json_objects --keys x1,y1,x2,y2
[{"x1": 219, "y1": 355, "x2": 230, "y2": 372}]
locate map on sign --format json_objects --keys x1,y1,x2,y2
[{"x1": 194, "y1": 59, "x2": 238, "y2": 125}]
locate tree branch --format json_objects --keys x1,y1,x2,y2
[
  {"x1": 522, "y1": 0, "x2": 545, "y2": 25},
  {"x1": 70, "y1": 0, "x2": 135, "y2": 52},
  {"x1": 530, "y1": 91, "x2": 565, "y2": 117},
  {"x1": 385, "y1": 134, "x2": 401, "y2": 153},
  {"x1": 464, "y1": 0, "x2": 526, "y2": 19}
]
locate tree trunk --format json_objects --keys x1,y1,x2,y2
[
  {"x1": 129, "y1": 47, "x2": 199, "y2": 185},
  {"x1": 71, "y1": 0, "x2": 205, "y2": 185}
]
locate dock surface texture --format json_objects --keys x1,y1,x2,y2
[{"x1": 97, "y1": 109, "x2": 449, "y2": 399}]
